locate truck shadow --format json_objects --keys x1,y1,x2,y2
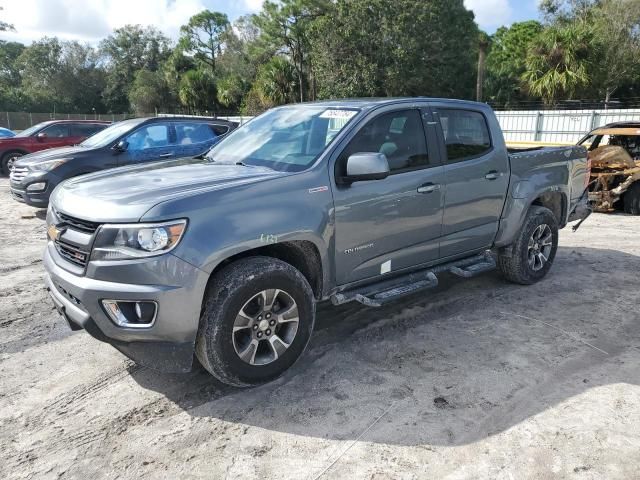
[{"x1": 130, "y1": 245, "x2": 640, "y2": 447}]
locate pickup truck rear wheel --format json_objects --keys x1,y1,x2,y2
[
  {"x1": 196, "y1": 256, "x2": 315, "y2": 387},
  {"x1": 498, "y1": 206, "x2": 559, "y2": 285},
  {"x1": 623, "y1": 183, "x2": 640, "y2": 215}
]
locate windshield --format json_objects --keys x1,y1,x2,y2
[
  {"x1": 16, "y1": 122, "x2": 49, "y2": 137},
  {"x1": 80, "y1": 119, "x2": 144, "y2": 148},
  {"x1": 205, "y1": 106, "x2": 359, "y2": 172}
]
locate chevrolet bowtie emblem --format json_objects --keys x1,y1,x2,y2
[{"x1": 47, "y1": 224, "x2": 65, "y2": 241}]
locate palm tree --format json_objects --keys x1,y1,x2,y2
[
  {"x1": 255, "y1": 56, "x2": 298, "y2": 107},
  {"x1": 477, "y1": 32, "x2": 491, "y2": 102},
  {"x1": 523, "y1": 24, "x2": 591, "y2": 106},
  {"x1": 178, "y1": 69, "x2": 218, "y2": 114}
]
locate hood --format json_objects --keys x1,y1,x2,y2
[
  {"x1": 16, "y1": 146, "x2": 85, "y2": 166},
  {"x1": 51, "y1": 158, "x2": 284, "y2": 222}
]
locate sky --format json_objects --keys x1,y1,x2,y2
[{"x1": 0, "y1": 0, "x2": 541, "y2": 45}]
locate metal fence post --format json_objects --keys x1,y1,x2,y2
[
  {"x1": 534, "y1": 111, "x2": 543, "y2": 141},
  {"x1": 6, "y1": 112, "x2": 10, "y2": 130}
]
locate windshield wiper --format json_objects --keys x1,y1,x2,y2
[{"x1": 207, "y1": 158, "x2": 249, "y2": 166}]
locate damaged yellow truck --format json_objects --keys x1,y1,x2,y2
[{"x1": 578, "y1": 122, "x2": 640, "y2": 215}]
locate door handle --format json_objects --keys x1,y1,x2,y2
[
  {"x1": 485, "y1": 171, "x2": 501, "y2": 180},
  {"x1": 159, "y1": 153, "x2": 174, "y2": 158},
  {"x1": 417, "y1": 183, "x2": 441, "y2": 194}
]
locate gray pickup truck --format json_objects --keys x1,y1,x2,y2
[{"x1": 43, "y1": 98, "x2": 591, "y2": 386}]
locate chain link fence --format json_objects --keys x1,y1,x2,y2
[
  {"x1": 0, "y1": 111, "x2": 253, "y2": 131},
  {"x1": 0, "y1": 112, "x2": 139, "y2": 131}
]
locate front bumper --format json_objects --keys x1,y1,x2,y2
[
  {"x1": 44, "y1": 242, "x2": 209, "y2": 372},
  {"x1": 9, "y1": 170, "x2": 57, "y2": 207}
]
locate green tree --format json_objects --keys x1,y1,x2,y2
[
  {"x1": 217, "y1": 74, "x2": 247, "y2": 110},
  {"x1": 311, "y1": 0, "x2": 478, "y2": 99},
  {"x1": 100, "y1": 25, "x2": 171, "y2": 112},
  {"x1": 589, "y1": 0, "x2": 640, "y2": 104},
  {"x1": 0, "y1": 6, "x2": 13, "y2": 32},
  {"x1": 128, "y1": 69, "x2": 171, "y2": 115},
  {"x1": 523, "y1": 24, "x2": 592, "y2": 105},
  {"x1": 539, "y1": 0, "x2": 599, "y2": 23},
  {"x1": 255, "y1": 56, "x2": 297, "y2": 106},
  {"x1": 16, "y1": 38, "x2": 105, "y2": 112},
  {"x1": 255, "y1": 0, "x2": 330, "y2": 102},
  {"x1": 0, "y1": 40, "x2": 25, "y2": 111},
  {"x1": 178, "y1": 69, "x2": 218, "y2": 114},
  {"x1": 0, "y1": 41, "x2": 25, "y2": 87},
  {"x1": 178, "y1": 10, "x2": 230, "y2": 73},
  {"x1": 485, "y1": 21, "x2": 544, "y2": 106}
]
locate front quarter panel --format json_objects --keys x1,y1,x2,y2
[{"x1": 141, "y1": 168, "x2": 335, "y2": 294}]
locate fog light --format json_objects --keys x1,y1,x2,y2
[
  {"x1": 102, "y1": 300, "x2": 157, "y2": 328},
  {"x1": 27, "y1": 182, "x2": 47, "y2": 192}
]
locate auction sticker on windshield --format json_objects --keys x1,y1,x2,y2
[{"x1": 320, "y1": 109, "x2": 358, "y2": 120}]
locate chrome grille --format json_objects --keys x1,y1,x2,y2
[
  {"x1": 56, "y1": 211, "x2": 100, "y2": 234},
  {"x1": 9, "y1": 166, "x2": 28, "y2": 183}
]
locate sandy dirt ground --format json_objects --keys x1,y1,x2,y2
[{"x1": 1, "y1": 176, "x2": 639, "y2": 480}]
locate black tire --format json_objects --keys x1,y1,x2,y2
[
  {"x1": 1, "y1": 151, "x2": 24, "y2": 175},
  {"x1": 498, "y1": 206, "x2": 559, "y2": 285},
  {"x1": 623, "y1": 182, "x2": 640, "y2": 216},
  {"x1": 196, "y1": 256, "x2": 315, "y2": 387}
]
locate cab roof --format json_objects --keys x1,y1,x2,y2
[{"x1": 287, "y1": 97, "x2": 490, "y2": 110}]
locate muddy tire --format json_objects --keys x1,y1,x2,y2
[
  {"x1": 195, "y1": 256, "x2": 315, "y2": 387},
  {"x1": 623, "y1": 183, "x2": 640, "y2": 216},
  {"x1": 1, "y1": 151, "x2": 24, "y2": 176},
  {"x1": 498, "y1": 206, "x2": 559, "y2": 285}
]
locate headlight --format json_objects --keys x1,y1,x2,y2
[
  {"x1": 30, "y1": 158, "x2": 72, "y2": 172},
  {"x1": 90, "y1": 220, "x2": 187, "y2": 261}
]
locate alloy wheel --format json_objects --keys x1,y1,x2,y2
[
  {"x1": 232, "y1": 289, "x2": 299, "y2": 366},
  {"x1": 527, "y1": 224, "x2": 553, "y2": 271}
]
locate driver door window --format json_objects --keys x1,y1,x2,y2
[
  {"x1": 337, "y1": 109, "x2": 430, "y2": 177},
  {"x1": 122, "y1": 124, "x2": 173, "y2": 164},
  {"x1": 41, "y1": 124, "x2": 70, "y2": 138},
  {"x1": 126, "y1": 125, "x2": 170, "y2": 151}
]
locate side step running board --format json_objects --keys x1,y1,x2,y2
[
  {"x1": 448, "y1": 254, "x2": 496, "y2": 278},
  {"x1": 331, "y1": 251, "x2": 496, "y2": 308},
  {"x1": 354, "y1": 272, "x2": 438, "y2": 308}
]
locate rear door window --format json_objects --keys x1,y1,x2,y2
[
  {"x1": 211, "y1": 124, "x2": 230, "y2": 136},
  {"x1": 70, "y1": 123, "x2": 106, "y2": 137},
  {"x1": 436, "y1": 109, "x2": 492, "y2": 162},
  {"x1": 175, "y1": 123, "x2": 217, "y2": 145}
]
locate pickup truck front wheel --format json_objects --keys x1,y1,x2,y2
[
  {"x1": 498, "y1": 206, "x2": 559, "y2": 285},
  {"x1": 196, "y1": 256, "x2": 315, "y2": 387}
]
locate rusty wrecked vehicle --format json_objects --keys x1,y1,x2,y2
[{"x1": 578, "y1": 122, "x2": 640, "y2": 215}]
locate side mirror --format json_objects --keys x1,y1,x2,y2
[
  {"x1": 36, "y1": 132, "x2": 48, "y2": 141},
  {"x1": 344, "y1": 152, "x2": 390, "y2": 183},
  {"x1": 114, "y1": 139, "x2": 129, "y2": 152}
]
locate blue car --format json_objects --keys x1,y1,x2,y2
[
  {"x1": 10, "y1": 116, "x2": 238, "y2": 207},
  {"x1": 0, "y1": 127, "x2": 15, "y2": 138}
]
